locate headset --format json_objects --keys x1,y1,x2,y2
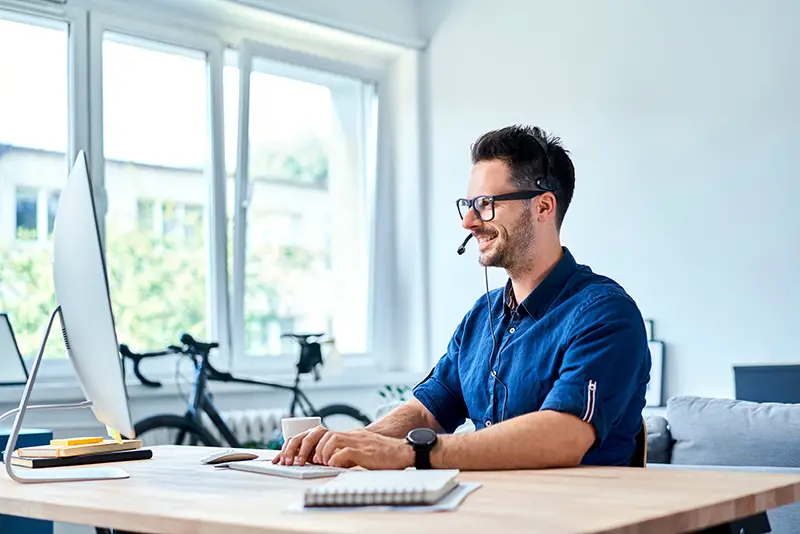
[{"x1": 531, "y1": 135, "x2": 558, "y2": 193}]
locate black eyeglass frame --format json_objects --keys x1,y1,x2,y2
[
  {"x1": 457, "y1": 134, "x2": 560, "y2": 222},
  {"x1": 456, "y1": 190, "x2": 548, "y2": 222}
]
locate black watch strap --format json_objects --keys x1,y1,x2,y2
[
  {"x1": 407, "y1": 428, "x2": 437, "y2": 469},
  {"x1": 413, "y1": 444, "x2": 432, "y2": 469}
]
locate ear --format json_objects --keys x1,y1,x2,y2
[{"x1": 535, "y1": 192, "x2": 557, "y2": 223}]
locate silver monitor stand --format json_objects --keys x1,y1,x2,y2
[{"x1": 0, "y1": 306, "x2": 129, "y2": 483}]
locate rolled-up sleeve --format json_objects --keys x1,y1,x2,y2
[
  {"x1": 412, "y1": 318, "x2": 469, "y2": 433},
  {"x1": 540, "y1": 292, "x2": 650, "y2": 447}
]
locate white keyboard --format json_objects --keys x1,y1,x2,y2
[{"x1": 226, "y1": 460, "x2": 346, "y2": 479}]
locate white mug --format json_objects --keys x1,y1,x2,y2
[{"x1": 281, "y1": 416, "x2": 322, "y2": 439}]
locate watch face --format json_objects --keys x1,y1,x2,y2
[{"x1": 408, "y1": 428, "x2": 437, "y2": 447}]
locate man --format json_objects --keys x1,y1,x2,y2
[{"x1": 274, "y1": 125, "x2": 651, "y2": 470}]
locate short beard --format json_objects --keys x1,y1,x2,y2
[{"x1": 480, "y1": 204, "x2": 535, "y2": 272}]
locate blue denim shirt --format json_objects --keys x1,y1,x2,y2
[{"x1": 413, "y1": 247, "x2": 650, "y2": 466}]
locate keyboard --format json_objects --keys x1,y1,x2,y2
[{"x1": 226, "y1": 460, "x2": 347, "y2": 479}]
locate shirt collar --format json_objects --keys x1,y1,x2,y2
[{"x1": 504, "y1": 247, "x2": 578, "y2": 320}]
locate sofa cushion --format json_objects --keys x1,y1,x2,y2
[
  {"x1": 644, "y1": 414, "x2": 671, "y2": 464},
  {"x1": 667, "y1": 396, "x2": 800, "y2": 467}
]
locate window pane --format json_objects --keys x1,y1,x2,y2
[
  {"x1": 137, "y1": 199, "x2": 155, "y2": 233},
  {"x1": 102, "y1": 32, "x2": 210, "y2": 351},
  {"x1": 162, "y1": 201, "x2": 182, "y2": 238},
  {"x1": 184, "y1": 204, "x2": 204, "y2": 243},
  {"x1": 0, "y1": 14, "x2": 68, "y2": 359},
  {"x1": 236, "y1": 57, "x2": 376, "y2": 357},
  {"x1": 15, "y1": 187, "x2": 38, "y2": 240}
]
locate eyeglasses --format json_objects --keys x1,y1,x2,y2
[{"x1": 456, "y1": 190, "x2": 547, "y2": 222}]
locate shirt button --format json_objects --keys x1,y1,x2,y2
[
  {"x1": 509, "y1": 327, "x2": 516, "y2": 334},
  {"x1": 491, "y1": 370, "x2": 497, "y2": 377},
  {"x1": 485, "y1": 421, "x2": 492, "y2": 427}
]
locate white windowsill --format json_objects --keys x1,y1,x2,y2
[{"x1": 0, "y1": 369, "x2": 424, "y2": 406}]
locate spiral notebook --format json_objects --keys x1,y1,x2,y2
[{"x1": 303, "y1": 469, "x2": 460, "y2": 508}]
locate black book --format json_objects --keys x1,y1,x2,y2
[{"x1": 10, "y1": 448, "x2": 153, "y2": 468}]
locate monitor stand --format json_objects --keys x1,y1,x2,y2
[{"x1": 0, "y1": 306, "x2": 129, "y2": 483}]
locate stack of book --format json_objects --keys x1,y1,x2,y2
[{"x1": 11, "y1": 437, "x2": 152, "y2": 469}]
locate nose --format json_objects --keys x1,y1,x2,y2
[{"x1": 461, "y1": 207, "x2": 481, "y2": 231}]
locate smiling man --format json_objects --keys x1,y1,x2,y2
[{"x1": 274, "y1": 125, "x2": 651, "y2": 471}]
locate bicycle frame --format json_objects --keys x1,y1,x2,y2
[{"x1": 178, "y1": 354, "x2": 323, "y2": 447}]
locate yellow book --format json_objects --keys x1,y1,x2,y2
[
  {"x1": 50, "y1": 437, "x2": 104, "y2": 447},
  {"x1": 15, "y1": 439, "x2": 142, "y2": 459}
]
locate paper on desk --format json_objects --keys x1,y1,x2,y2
[{"x1": 286, "y1": 482, "x2": 482, "y2": 513}]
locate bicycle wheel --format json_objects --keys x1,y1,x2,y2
[
  {"x1": 134, "y1": 414, "x2": 222, "y2": 447},
  {"x1": 317, "y1": 404, "x2": 372, "y2": 432}
]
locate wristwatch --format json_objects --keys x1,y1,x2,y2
[{"x1": 406, "y1": 428, "x2": 437, "y2": 469}]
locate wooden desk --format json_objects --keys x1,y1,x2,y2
[{"x1": 1, "y1": 445, "x2": 799, "y2": 534}]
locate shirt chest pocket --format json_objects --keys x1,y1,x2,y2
[{"x1": 500, "y1": 342, "x2": 563, "y2": 420}]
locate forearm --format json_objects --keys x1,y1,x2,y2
[
  {"x1": 430, "y1": 410, "x2": 594, "y2": 470},
  {"x1": 366, "y1": 398, "x2": 442, "y2": 438}
]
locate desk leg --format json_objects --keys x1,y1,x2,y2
[{"x1": 694, "y1": 511, "x2": 770, "y2": 533}]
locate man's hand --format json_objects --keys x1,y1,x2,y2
[
  {"x1": 273, "y1": 426, "x2": 415, "y2": 469},
  {"x1": 315, "y1": 429, "x2": 414, "y2": 469},
  {"x1": 272, "y1": 425, "x2": 330, "y2": 466}
]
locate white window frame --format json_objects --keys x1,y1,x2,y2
[
  {"x1": 1, "y1": 0, "x2": 427, "y2": 388},
  {"x1": 230, "y1": 39, "x2": 385, "y2": 375},
  {"x1": 86, "y1": 10, "x2": 230, "y2": 377}
]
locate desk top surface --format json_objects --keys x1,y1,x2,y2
[{"x1": 1, "y1": 445, "x2": 800, "y2": 534}]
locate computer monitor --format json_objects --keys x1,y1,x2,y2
[
  {"x1": 734, "y1": 364, "x2": 800, "y2": 404},
  {"x1": 0, "y1": 313, "x2": 28, "y2": 386},
  {"x1": 2, "y1": 150, "x2": 135, "y2": 483},
  {"x1": 51, "y1": 151, "x2": 134, "y2": 440}
]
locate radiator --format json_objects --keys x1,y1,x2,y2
[{"x1": 206, "y1": 409, "x2": 285, "y2": 447}]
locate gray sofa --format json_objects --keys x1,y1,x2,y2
[{"x1": 645, "y1": 396, "x2": 800, "y2": 534}]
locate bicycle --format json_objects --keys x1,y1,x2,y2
[{"x1": 119, "y1": 332, "x2": 372, "y2": 449}]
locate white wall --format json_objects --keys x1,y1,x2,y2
[{"x1": 424, "y1": 0, "x2": 800, "y2": 400}]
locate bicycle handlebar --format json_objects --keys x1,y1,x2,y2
[
  {"x1": 119, "y1": 343, "x2": 175, "y2": 388},
  {"x1": 121, "y1": 332, "x2": 332, "y2": 388},
  {"x1": 120, "y1": 334, "x2": 233, "y2": 389}
]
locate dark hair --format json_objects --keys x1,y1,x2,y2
[{"x1": 470, "y1": 125, "x2": 575, "y2": 229}]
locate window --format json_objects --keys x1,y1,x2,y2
[
  {"x1": 229, "y1": 50, "x2": 377, "y2": 360},
  {"x1": 137, "y1": 200, "x2": 155, "y2": 233},
  {"x1": 101, "y1": 32, "x2": 211, "y2": 352},
  {"x1": 135, "y1": 199, "x2": 204, "y2": 242},
  {"x1": 15, "y1": 188, "x2": 38, "y2": 240},
  {"x1": 0, "y1": 2, "x2": 405, "y2": 382},
  {"x1": 13, "y1": 187, "x2": 61, "y2": 241},
  {"x1": 0, "y1": 13, "x2": 68, "y2": 359}
]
